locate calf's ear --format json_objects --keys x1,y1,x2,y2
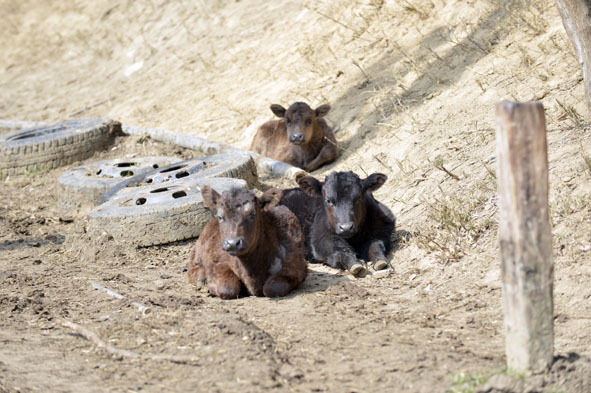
[
  {"x1": 297, "y1": 176, "x2": 322, "y2": 196},
  {"x1": 315, "y1": 104, "x2": 331, "y2": 118},
  {"x1": 270, "y1": 104, "x2": 286, "y2": 118},
  {"x1": 362, "y1": 173, "x2": 387, "y2": 192},
  {"x1": 259, "y1": 188, "x2": 283, "y2": 211},
  {"x1": 201, "y1": 185, "x2": 221, "y2": 209}
]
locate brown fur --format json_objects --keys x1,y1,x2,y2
[
  {"x1": 250, "y1": 102, "x2": 337, "y2": 172},
  {"x1": 187, "y1": 186, "x2": 307, "y2": 299}
]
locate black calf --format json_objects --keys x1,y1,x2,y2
[{"x1": 280, "y1": 171, "x2": 395, "y2": 275}]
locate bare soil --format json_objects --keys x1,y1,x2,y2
[{"x1": 1, "y1": 0, "x2": 591, "y2": 392}]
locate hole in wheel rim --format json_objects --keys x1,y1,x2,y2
[
  {"x1": 152, "y1": 164, "x2": 159, "y2": 169},
  {"x1": 150, "y1": 187, "x2": 169, "y2": 193},
  {"x1": 175, "y1": 171, "x2": 189, "y2": 179},
  {"x1": 120, "y1": 170, "x2": 134, "y2": 177},
  {"x1": 172, "y1": 191, "x2": 187, "y2": 199},
  {"x1": 160, "y1": 164, "x2": 186, "y2": 173},
  {"x1": 116, "y1": 162, "x2": 136, "y2": 167},
  {"x1": 136, "y1": 198, "x2": 147, "y2": 205},
  {"x1": 96, "y1": 169, "x2": 102, "y2": 175}
]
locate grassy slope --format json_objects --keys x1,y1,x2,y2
[{"x1": 1, "y1": 0, "x2": 591, "y2": 391}]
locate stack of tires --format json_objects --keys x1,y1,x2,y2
[
  {"x1": 0, "y1": 118, "x2": 119, "y2": 179},
  {"x1": 61, "y1": 152, "x2": 258, "y2": 247},
  {"x1": 2, "y1": 119, "x2": 259, "y2": 247}
]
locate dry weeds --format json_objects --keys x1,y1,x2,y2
[{"x1": 1, "y1": 0, "x2": 591, "y2": 392}]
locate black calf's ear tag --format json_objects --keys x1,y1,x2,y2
[
  {"x1": 270, "y1": 104, "x2": 286, "y2": 118},
  {"x1": 297, "y1": 176, "x2": 322, "y2": 196},
  {"x1": 362, "y1": 173, "x2": 387, "y2": 192},
  {"x1": 201, "y1": 185, "x2": 221, "y2": 209}
]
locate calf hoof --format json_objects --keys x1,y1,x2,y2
[
  {"x1": 348, "y1": 263, "x2": 367, "y2": 276},
  {"x1": 210, "y1": 284, "x2": 241, "y2": 299},
  {"x1": 217, "y1": 288, "x2": 241, "y2": 299},
  {"x1": 372, "y1": 259, "x2": 389, "y2": 271}
]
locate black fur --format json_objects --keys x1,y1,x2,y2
[{"x1": 279, "y1": 171, "x2": 395, "y2": 272}]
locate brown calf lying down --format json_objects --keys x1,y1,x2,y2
[
  {"x1": 250, "y1": 102, "x2": 337, "y2": 172},
  {"x1": 188, "y1": 186, "x2": 307, "y2": 299}
]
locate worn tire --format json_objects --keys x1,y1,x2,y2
[
  {"x1": 88, "y1": 177, "x2": 247, "y2": 247},
  {"x1": 0, "y1": 118, "x2": 118, "y2": 179},
  {"x1": 101, "y1": 152, "x2": 258, "y2": 202},
  {"x1": 57, "y1": 156, "x2": 180, "y2": 215}
]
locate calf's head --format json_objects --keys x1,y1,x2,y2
[
  {"x1": 201, "y1": 186, "x2": 282, "y2": 256},
  {"x1": 270, "y1": 102, "x2": 330, "y2": 145},
  {"x1": 297, "y1": 171, "x2": 387, "y2": 238}
]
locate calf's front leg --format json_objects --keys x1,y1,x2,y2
[
  {"x1": 264, "y1": 274, "x2": 300, "y2": 297},
  {"x1": 311, "y1": 226, "x2": 366, "y2": 276},
  {"x1": 187, "y1": 246, "x2": 206, "y2": 285},
  {"x1": 327, "y1": 251, "x2": 366, "y2": 276},
  {"x1": 304, "y1": 143, "x2": 337, "y2": 172},
  {"x1": 208, "y1": 263, "x2": 242, "y2": 299},
  {"x1": 317, "y1": 235, "x2": 366, "y2": 276},
  {"x1": 367, "y1": 240, "x2": 390, "y2": 271}
]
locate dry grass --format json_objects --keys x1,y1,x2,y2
[
  {"x1": 2, "y1": 1, "x2": 591, "y2": 390},
  {"x1": 415, "y1": 178, "x2": 496, "y2": 264}
]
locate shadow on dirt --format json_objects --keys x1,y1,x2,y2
[
  {"x1": 0, "y1": 234, "x2": 65, "y2": 251},
  {"x1": 476, "y1": 352, "x2": 591, "y2": 393},
  {"x1": 297, "y1": 266, "x2": 350, "y2": 294},
  {"x1": 325, "y1": 5, "x2": 512, "y2": 167}
]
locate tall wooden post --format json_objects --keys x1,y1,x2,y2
[
  {"x1": 556, "y1": 0, "x2": 591, "y2": 112},
  {"x1": 495, "y1": 101, "x2": 554, "y2": 374}
]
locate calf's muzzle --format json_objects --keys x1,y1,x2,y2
[
  {"x1": 289, "y1": 133, "x2": 305, "y2": 144},
  {"x1": 222, "y1": 237, "x2": 247, "y2": 255}
]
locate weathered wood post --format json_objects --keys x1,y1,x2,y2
[
  {"x1": 556, "y1": 0, "x2": 591, "y2": 112},
  {"x1": 495, "y1": 101, "x2": 554, "y2": 374}
]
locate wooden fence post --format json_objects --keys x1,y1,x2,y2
[
  {"x1": 495, "y1": 101, "x2": 554, "y2": 374},
  {"x1": 556, "y1": 0, "x2": 591, "y2": 112}
]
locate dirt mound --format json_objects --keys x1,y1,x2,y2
[
  {"x1": 478, "y1": 354, "x2": 591, "y2": 393},
  {"x1": 1, "y1": 0, "x2": 591, "y2": 392}
]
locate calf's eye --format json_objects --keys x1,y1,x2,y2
[
  {"x1": 216, "y1": 215, "x2": 224, "y2": 222},
  {"x1": 305, "y1": 119, "x2": 312, "y2": 126},
  {"x1": 325, "y1": 198, "x2": 335, "y2": 207}
]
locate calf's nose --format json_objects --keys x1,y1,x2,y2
[
  {"x1": 289, "y1": 133, "x2": 304, "y2": 143},
  {"x1": 336, "y1": 222, "x2": 354, "y2": 235},
  {"x1": 222, "y1": 238, "x2": 245, "y2": 252}
]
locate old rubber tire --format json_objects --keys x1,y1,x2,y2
[
  {"x1": 88, "y1": 177, "x2": 247, "y2": 247},
  {"x1": 0, "y1": 118, "x2": 118, "y2": 179},
  {"x1": 101, "y1": 152, "x2": 258, "y2": 202},
  {"x1": 57, "y1": 156, "x2": 180, "y2": 215}
]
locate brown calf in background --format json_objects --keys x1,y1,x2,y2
[
  {"x1": 250, "y1": 102, "x2": 337, "y2": 172},
  {"x1": 188, "y1": 186, "x2": 307, "y2": 299}
]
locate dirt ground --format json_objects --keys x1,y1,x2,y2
[{"x1": 2, "y1": 0, "x2": 591, "y2": 392}]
